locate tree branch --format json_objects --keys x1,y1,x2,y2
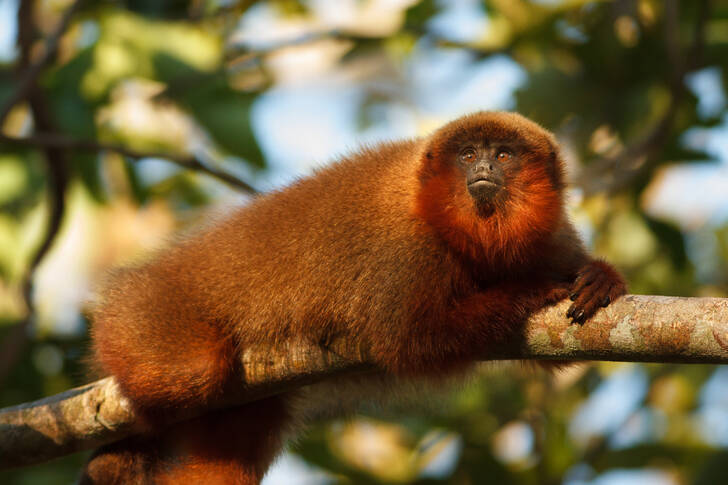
[
  {"x1": 0, "y1": 132, "x2": 258, "y2": 194},
  {"x1": 1, "y1": 295, "x2": 727, "y2": 469}
]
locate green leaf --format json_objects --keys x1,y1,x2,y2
[
  {"x1": 44, "y1": 48, "x2": 98, "y2": 138},
  {"x1": 0, "y1": 152, "x2": 46, "y2": 216},
  {"x1": 404, "y1": 0, "x2": 440, "y2": 31},
  {"x1": 153, "y1": 53, "x2": 265, "y2": 167}
]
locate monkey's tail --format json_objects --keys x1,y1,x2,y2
[{"x1": 80, "y1": 396, "x2": 289, "y2": 485}]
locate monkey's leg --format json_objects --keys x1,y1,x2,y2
[{"x1": 81, "y1": 397, "x2": 289, "y2": 485}]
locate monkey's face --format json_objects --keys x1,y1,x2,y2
[
  {"x1": 420, "y1": 112, "x2": 564, "y2": 218},
  {"x1": 455, "y1": 141, "x2": 514, "y2": 208},
  {"x1": 416, "y1": 112, "x2": 565, "y2": 262}
]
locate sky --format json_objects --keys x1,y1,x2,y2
[{"x1": 0, "y1": 0, "x2": 17, "y2": 62}]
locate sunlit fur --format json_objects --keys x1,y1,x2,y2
[{"x1": 81, "y1": 112, "x2": 626, "y2": 485}]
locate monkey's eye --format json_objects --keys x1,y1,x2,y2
[
  {"x1": 460, "y1": 148, "x2": 477, "y2": 163},
  {"x1": 496, "y1": 151, "x2": 512, "y2": 162}
]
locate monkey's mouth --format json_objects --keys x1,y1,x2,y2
[
  {"x1": 468, "y1": 178, "x2": 500, "y2": 188},
  {"x1": 467, "y1": 177, "x2": 503, "y2": 202}
]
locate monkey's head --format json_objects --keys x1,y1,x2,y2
[{"x1": 415, "y1": 112, "x2": 566, "y2": 265}]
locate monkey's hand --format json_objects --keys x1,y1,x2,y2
[{"x1": 566, "y1": 260, "x2": 626, "y2": 324}]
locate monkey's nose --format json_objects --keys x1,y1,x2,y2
[
  {"x1": 475, "y1": 160, "x2": 493, "y2": 172},
  {"x1": 475, "y1": 161, "x2": 494, "y2": 173}
]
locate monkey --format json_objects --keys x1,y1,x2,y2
[{"x1": 80, "y1": 112, "x2": 626, "y2": 484}]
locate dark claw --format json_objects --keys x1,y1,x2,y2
[
  {"x1": 574, "y1": 309, "x2": 584, "y2": 322},
  {"x1": 601, "y1": 295, "x2": 611, "y2": 307},
  {"x1": 567, "y1": 305, "x2": 575, "y2": 318},
  {"x1": 569, "y1": 292, "x2": 577, "y2": 301}
]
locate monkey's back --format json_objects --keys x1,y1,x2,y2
[
  {"x1": 187, "y1": 138, "x2": 461, "y2": 346},
  {"x1": 91, "y1": 138, "x2": 464, "y2": 407}
]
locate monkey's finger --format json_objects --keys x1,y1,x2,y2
[
  {"x1": 590, "y1": 276, "x2": 626, "y2": 312},
  {"x1": 608, "y1": 281, "x2": 628, "y2": 300},
  {"x1": 569, "y1": 277, "x2": 588, "y2": 297},
  {"x1": 570, "y1": 268, "x2": 599, "y2": 296},
  {"x1": 566, "y1": 303, "x2": 576, "y2": 319},
  {"x1": 567, "y1": 303, "x2": 588, "y2": 324},
  {"x1": 572, "y1": 308, "x2": 586, "y2": 324},
  {"x1": 576, "y1": 300, "x2": 600, "y2": 323},
  {"x1": 567, "y1": 299, "x2": 585, "y2": 319},
  {"x1": 568, "y1": 280, "x2": 604, "y2": 323},
  {"x1": 569, "y1": 285, "x2": 591, "y2": 311},
  {"x1": 579, "y1": 277, "x2": 613, "y2": 321}
]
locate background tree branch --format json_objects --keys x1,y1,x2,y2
[
  {"x1": 1, "y1": 294, "x2": 726, "y2": 469},
  {"x1": 0, "y1": 132, "x2": 259, "y2": 194}
]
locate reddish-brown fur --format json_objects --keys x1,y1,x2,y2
[
  {"x1": 83, "y1": 398, "x2": 287, "y2": 485},
  {"x1": 81, "y1": 112, "x2": 626, "y2": 484}
]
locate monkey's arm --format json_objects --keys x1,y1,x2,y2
[
  {"x1": 389, "y1": 281, "x2": 571, "y2": 374},
  {"x1": 547, "y1": 222, "x2": 627, "y2": 324}
]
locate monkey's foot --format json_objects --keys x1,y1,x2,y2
[{"x1": 566, "y1": 260, "x2": 626, "y2": 324}]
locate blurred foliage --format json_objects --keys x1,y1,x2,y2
[{"x1": 1, "y1": 0, "x2": 728, "y2": 484}]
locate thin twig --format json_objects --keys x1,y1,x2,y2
[
  {"x1": 189, "y1": 0, "x2": 259, "y2": 21},
  {"x1": 0, "y1": 132, "x2": 259, "y2": 194},
  {"x1": 225, "y1": 29, "x2": 364, "y2": 66},
  {"x1": 0, "y1": 0, "x2": 84, "y2": 127},
  {"x1": 225, "y1": 28, "x2": 508, "y2": 68}
]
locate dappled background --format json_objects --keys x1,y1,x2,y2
[{"x1": 1, "y1": 0, "x2": 728, "y2": 484}]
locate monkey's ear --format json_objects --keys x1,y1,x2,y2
[
  {"x1": 546, "y1": 148, "x2": 566, "y2": 191},
  {"x1": 418, "y1": 149, "x2": 442, "y2": 185}
]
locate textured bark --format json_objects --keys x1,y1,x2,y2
[
  {"x1": 521, "y1": 295, "x2": 728, "y2": 363},
  {"x1": 1, "y1": 295, "x2": 727, "y2": 469}
]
